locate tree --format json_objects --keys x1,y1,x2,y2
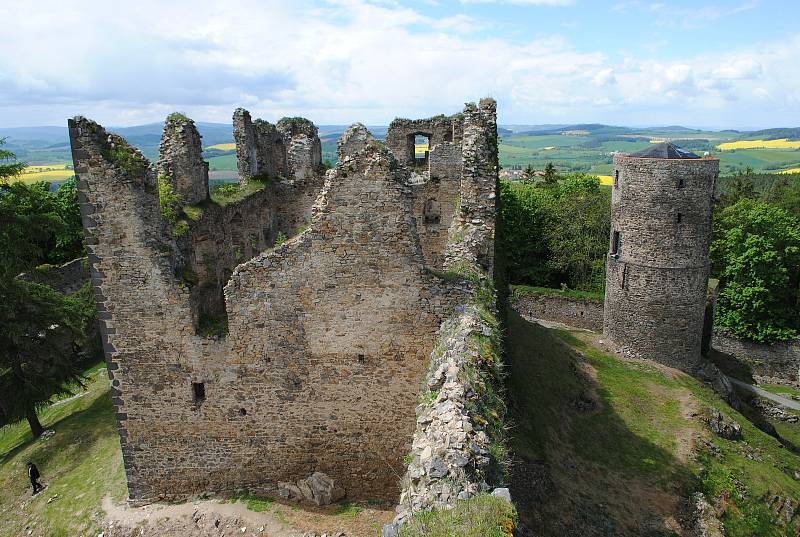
[
  {"x1": 0, "y1": 138, "x2": 25, "y2": 182},
  {"x1": 522, "y1": 164, "x2": 536, "y2": 182},
  {"x1": 765, "y1": 174, "x2": 800, "y2": 220},
  {"x1": 719, "y1": 168, "x2": 757, "y2": 207},
  {"x1": 498, "y1": 173, "x2": 611, "y2": 293},
  {"x1": 0, "y1": 144, "x2": 90, "y2": 436},
  {"x1": 0, "y1": 280, "x2": 91, "y2": 435},
  {"x1": 711, "y1": 199, "x2": 800, "y2": 343},
  {"x1": 544, "y1": 174, "x2": 611, "y2": 291},
  {"x1": 542, "y1": 162, "x2": 558, "y2": 185}
]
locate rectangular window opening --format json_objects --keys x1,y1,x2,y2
[
  {"x1": 192, "y1": 382, "x2": 206, "y2": 404},
  {"x1": 613, "y1": 170, "x2": 619, "y2": 188},
  {"x1": 611, "y1": 231, "x2": 620, "y2": 255},
  {"x1": 677, "y1": 177, "x2": 685, "y2": 189},
  {"x1": 677, "y1": 212, "x2": 682, "y2": 223}
]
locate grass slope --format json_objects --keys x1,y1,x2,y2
[
  {"x1": 0, "y1": 363, "x2": 126, "y2": 537},
  {"x1": 506, "y1": 309, "x2": 800, "y2": 536}
]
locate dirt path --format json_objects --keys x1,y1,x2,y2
[
  {"x1": 100, "y1": 496, "x2": 393, "y2": 537},
  {"x1": 101, "y1": 496, "x2": 303, "y2": 537}
]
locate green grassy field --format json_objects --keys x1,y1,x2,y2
[
  {"x1": 0, "y1": 362, "x2": 126, "y2": 537},
  {"x1": 506, "y1": 309, "x2": 800, "y2": 536}
]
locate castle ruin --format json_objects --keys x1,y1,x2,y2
[
  {"x1": 68, "y1": 99, "x2": 499, "y2": 506},
  {"x1": 603, "y1": 142, "x2": 719, "y2": 371}
]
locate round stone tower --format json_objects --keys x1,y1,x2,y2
[{"x1": 603, "y1": 142, "x2": 718, "y2": 371}]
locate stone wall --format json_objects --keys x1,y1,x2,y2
[
  {"x1": 70, "y1": 112, "x2": 479, "y2": 504},
  {"x1": 70, "y1": 117, "x2": 200, "y2": 502},
  {"x1": 232, "y1": 108, "x2": 288, "y2": 182},
  {"x1": 391, "y1": 303, "x2": 502, "y2": 527},
  {"x1": 18, "y1": 257, "x2": 90, "y2": 295},
  {"x1": 156, "y1": 114, "x2": 209, "y2": 205},
  {"x1": 712, "y1": 329, "x2": 800, "y2": 386},
  {"x1": 604, "y1": 155, "x2": 718, "y2": 371},
  {"x1": 512, "y1": 291, "x2": 604, "y2": 331},
  {"x1": 408, "y1": 142, "x2": 461, "y2": 270},
  {"x1": 336, "y1": 123, "x2": 374, "y2": 161},
  {"x1": 276, "y1": 117, "x2": 322, "y2": 181},
  {"x1": 444, "y1": 99, "x2": 498, "y2": 275},
  {"x1": 386, "y1": 114, "x2": 463, "y2": 168},
  {"x1": 224, "y1": 141, "x2": 468, "y2": 500},
  {"x1": 387, "y1": 99, "x2": 505, "y2": 533},
  {"x1": 174, "y1": 175, "x2": 323, "y2": 326}
]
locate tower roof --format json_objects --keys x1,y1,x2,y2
[{"x1": 629, "y1": 142, "x2": 699, "y2": 159}]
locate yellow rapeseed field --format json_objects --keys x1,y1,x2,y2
[
  {"x1": 717, "y1": 139, "x2": 800, "y2": 150},
  {"x1": 779, "y1": 167, "x2": 800, "y2": 174},
  {"x1": 415, "y1": 143, "x2": 429, "y2": 155},
  {"x1": 17, "y1": 164, "x2": 75, "y2": 184},
  {"x1": 206, "y1": 143, "x2": 237, "y2": 151},
  {"x1": 594, "y1": 175, "x2": 613, "y2": 185}
]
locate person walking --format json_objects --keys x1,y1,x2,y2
[{"x1": 27, "y1": 462, "x2": 43, "y2": 495}]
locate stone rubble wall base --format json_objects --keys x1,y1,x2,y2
[{"x1": 384, "y1": 306, "x2": 507, "y2": 535}]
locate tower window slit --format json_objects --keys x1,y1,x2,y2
[
  {"x1": 192, "y1": 382, "x2": 206, "y2": 404},
  {"x1": 611, "y1": 230, "x2": 620, "y2": 255}
]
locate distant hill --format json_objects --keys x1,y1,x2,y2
[{"x1": 737, "y1": 127, "x2": 800, "y2": 141}]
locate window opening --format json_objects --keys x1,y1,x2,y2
[
  {"x1": 614, "y1": 170, "x2": 619, "y2": 188},
  {"x1": 192, "y1": 382, "x2": 206, "y2": 404},
  {"x1": 611, "y1": 231, "x2": 621, "y2": 255},
  {"x1": 414, "y1": 134, "x2": 430, "y2": 167}
]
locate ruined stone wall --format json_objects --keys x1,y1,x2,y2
[
  {"x1": 712, "y1": 330, "x2": 800, "y2": 386},
  {"x1": 444, "y1": 99, "x2": 498, "y2": 275},
  {"x1": 225, "y1": 142, "x2": 468, "y2": 500},
  {"x1": 277, "y1": 117, "x2": 322, "y2": 181},
  {"x1": 387, "y1": 99, "x2": 505, "y2": 534},
  {"x1": 156, "y1": 114, "x2": 209, "y2": 204},
  {"x1": 409, "y1": 142, "x2": 461, "y2": 270},
  {"x1": 603, "y1": 155, "x2": 718, "y2": 371},
  {"x1": 69, "y1": 117, "x2": 202, "y2": 502},
  {"x1": 232, "y1": 109, "x2": 288, "y2": 182},
  {"x1": 337, "y1": 123, "x2": 374, "y2": 161},
  {"x1": 386, "y1": 114, "x2": 463, "y2": 168},
  {"x1": 512, "y1": 291, "x2": 604, "y2": 331},
  {"x1": 71, "y1": 113, "x2": 472, "y2": 504}
]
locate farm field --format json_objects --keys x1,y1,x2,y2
[
  {"x1": 18, "y1": 164, "x2": 75, "y2": 184},
  {"x1": 717, "y1": 138, "x2": 800, "y2": 150},
  {"x1": 206, "y1": 142, "x2": 236, "y2": 151}
]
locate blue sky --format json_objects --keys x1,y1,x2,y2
[{"x1": 2, "y1": 0, "x2": 799, "y2": 129}]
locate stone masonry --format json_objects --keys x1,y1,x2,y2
[
  {"x1": 69, "y1": 99, "x2": 497, "y2": 505},
  {"x1": 386, "y1": 114, "x2": 464, "y2": 168},
  {"x1": 604, "y1": 147, "x2": 719, "y2": 371},
  {"x1": 157, "y1": 114, "x2": 209, "y2": 204},
  {"x1": 233, "y1": 109, "x2": 322, "y2": 184}
]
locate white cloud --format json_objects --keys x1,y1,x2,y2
[
  {"x1": 0, "y1": 0, "x2": 797, "y2": 128},
  {"x1": 459, "y1": 0, "x2": 573, "y2": 5}
]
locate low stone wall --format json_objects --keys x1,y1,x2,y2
[
  {"x1": 511, "y1": 290, "x2": 604, "y2": 331},
  {"x1": 19, "y1": 257, "x2": 89, "y2": 295},
  {"x1": 712, "y1": 329, "x2": 800, "y2": 386}
]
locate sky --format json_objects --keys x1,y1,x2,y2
[{"x1": 2, "y1": 0, "x2": 799, "y2": 129}]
